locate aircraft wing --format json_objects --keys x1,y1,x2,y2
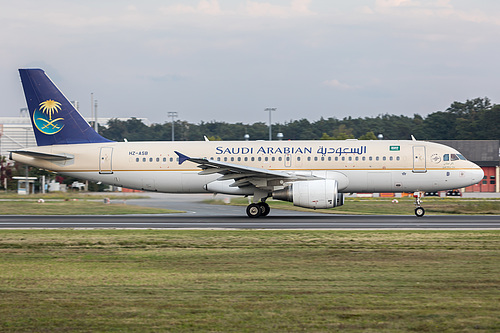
[{"x1": 175, "y1": 151, "x2": 314, "y2": 189}]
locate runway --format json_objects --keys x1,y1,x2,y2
[{"x1": 0, "y1": 214, "x2": 498, "y2": 229}]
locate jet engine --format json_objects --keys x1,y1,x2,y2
[{"x1": 272, "y1": 179, "x2": 344, "y2": 209}]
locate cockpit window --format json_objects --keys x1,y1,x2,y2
[{"x1": 443, "y1": 153, "x2": 466, "y2": 161}]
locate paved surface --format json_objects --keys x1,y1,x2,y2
[{"x1": 0, "y1": 214, "x2": 499, "y2": 229}]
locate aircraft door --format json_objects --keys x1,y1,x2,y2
[
  {"x1": 99, "y1": 147, "x2": 113, "y2": 174},
  {"x1": 412, "y1": 146, "x2": 426, "y2": 173}
]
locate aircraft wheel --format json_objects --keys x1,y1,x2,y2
[
  {"x1": 415, "y1": 207, "x2": 425, "y2": 217},
  {"x1": 258, "y1": 202, "x2": 271, "y2": 217},
  {"x1": 246, "y1": 203, "x2": 262, "y2": 218}
]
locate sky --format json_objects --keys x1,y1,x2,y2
[{"x1": 1, "y1": 0, "x2": 500, "y2": 126}]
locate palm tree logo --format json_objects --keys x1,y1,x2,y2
[
  {"x1": 39, "y1": 100, "x2": 61, "y2": 120},
  {"x1": 34, "y1": 100, "x2": 65, "y2": 135}
]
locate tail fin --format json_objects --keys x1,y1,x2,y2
[{"x1": 19, "y1": 68, "x2": 113, "y2": 146}]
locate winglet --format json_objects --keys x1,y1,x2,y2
[{"x1": 174, "y1": 151, "x2": 190, "y2": 165}]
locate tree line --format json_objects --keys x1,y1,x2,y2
[{"x1": 98, "y1": 97, "x2": 498, "y2": 142}]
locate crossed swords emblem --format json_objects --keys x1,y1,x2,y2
[{"x1": 37, "y1": 117, "x2": 64, "y2": 130}]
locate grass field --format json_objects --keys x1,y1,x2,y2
[
  {"x1": 0, "y1": 192, "x2": 181, "y2": 215},
  {"x1": 0, "y1": 230, "x2": 498, "y2": 332},
  {"x1": 207, "y1": 197, "x2": 500, "y2": 215}
]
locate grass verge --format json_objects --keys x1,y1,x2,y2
[
  {"x1": 0, "y1": 200, "x2": 181, "y2": 215},
  {"x1": 0, "y1": 230, "x2": 498, "y2": 332}
]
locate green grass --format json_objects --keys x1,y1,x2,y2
[
  {"x1": 0, "y1": 191, "x2": 147, "y2": 200},
  {"x1": 0, "y1": 192, "x2": 182, "y2": 215},
  {"x1": 0, "y1": 200, "x2": 181, "y2": 215},
  {"x1": 207, "y1": 197, "x2": 500, "y2": 215},
  {"x1": 0, "y1": 230, "x2": 498, "y2": 332}
]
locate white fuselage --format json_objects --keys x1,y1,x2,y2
[{"x1": 11, "y1": 140, "x2": 484, "y2": 194}]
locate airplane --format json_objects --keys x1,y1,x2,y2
[{"x1": 10, "y1": 68, "x2": 484, "y2": 217}]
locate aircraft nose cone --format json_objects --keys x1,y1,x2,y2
[{"x1": 470, "y1": 167, "x2": 484, "y2": 185}]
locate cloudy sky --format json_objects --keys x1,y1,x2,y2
[{"x1": 2, "y1": 0, "x2": 500, "y2": 125}]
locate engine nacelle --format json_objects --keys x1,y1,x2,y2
[{"x1": 272, "y1": 179, "x2": 344, "y2": 209}]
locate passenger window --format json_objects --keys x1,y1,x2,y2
[
  {"x1": 238, "y1": 157, "x2": 241, "y2": 161},
  {"x1": 251, "y1": 157, "x2": 255, "y2": 161},
  {"x1": 328, "y1": 156, "x2": 331, "y2": 161},
  {"x1": 278, "y1": 157, "x2": 282, "y2": 161},
  {"x1": 224, "y1": 157, "x2": 227, "y2": 162},
  {"x1": 355, "y1": 156, "x2": 359, "y2": 161},
  {"x1": 362, "y1": 156, "x2": 366, "y2": 161},
  {"x1": 369, "y1": 156, "x2": 373, "y2": 161},
  {"x1": 376, "y1": 156, "x2": 379, "y2": 161},
  {"x1": 307, "y1": 157, "x2": 311, "y2": 161},
  {"x1": 142, "y1": 158, "x2": 146, "y2": 162},
  {"x1": 348, "y1": 156, "x2": 352, "y2": 161},
  {"x1": 272, "y1": 157, "x2": 275, "y2": 161},
  {"x1": 149, "y1": 158, "x2": 153, "y2": 162},
  {"x1": 217, "y1": 157, "x2": 221, "y2": 161},
  {"x1": 342, "y1": 157, "x2": 345, "y2": 161},
  {"x1": 321, "y1": 156, "x2": 324, "y2": 161},
  {"x1": 286, "y1": 156, "x2": 290, "y2": 161},
  {"x1": 258, "y1": 157, "x2": 261, "y2": 161},
  {"x1": 389, "y1": 156, "x2": 393, "y2": 161},
  {"x1": 163, "y1": 157, "x2": 166, "y2": 162},
  {"x1": 335, "y1": 157, "x2": 339, "y2": 161},
  {"x1": 156, "y1": 157, "x2": 159, "y2": 162},
  {"x1": 264, "y1": 157, "x2": 268, "y2": 161},
  {"x1": 231, "y1": 157, "x2": 234, "y2": 162},
  {"x1": 244, "y1": 157, "x2": 248, "y2": 161},
  {"x1": 297, "y1": 157, "x2": 301, "y2": 161},
  {"x1": 136, "y1": 158, "x2": 139, "y2": 162},
  {"x1": 396, "y1": 156, "x2": 400, "y2": 161},
  {"x1": 314, "y1": 157, "x2": 318, "y2": 161},
  {"x1": 382, "y1": 156, "x2": 386, "y2": 161}
]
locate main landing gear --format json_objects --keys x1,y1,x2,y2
[
  {"x1": 246, "y1": 202, "x2": 270, "y2": 218},
  {"x1": 413, "y1": 192, "x2": 425, "y2": 217}
]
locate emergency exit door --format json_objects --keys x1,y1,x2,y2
[
  {"x1": 412, "y1": 146, "x2": 426, "y2": 173},
  {"x1": 99, "y1": 147, "x2": 113, "y2": 174}
]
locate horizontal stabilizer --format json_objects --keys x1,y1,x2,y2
[{"x1": 10, "y1": 150, "x2": 74, "y2": 161}]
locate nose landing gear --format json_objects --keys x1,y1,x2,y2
[{"x1": 413, "y1": 192, "x2": 425, "y2": 217}]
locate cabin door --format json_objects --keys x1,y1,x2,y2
[
  {"x1": 412, "y1": 146, "x2": 426, "y2": 173},
  {"x1": 99, "y1": 147, "x2": 113, "y2": 174}
]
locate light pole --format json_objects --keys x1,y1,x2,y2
[
  {"x1": 168, "y1": 112, "x2": 178, "y2": 141},
  {"x1": 264, "y1": 107, "x2": 276, "y2": 141}
]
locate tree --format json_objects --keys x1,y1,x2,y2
[{"x1": 359, "y1": 131, "x2": 378, "y2": 140}]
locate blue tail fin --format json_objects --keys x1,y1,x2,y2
[{"x1": 19, "y1": 68, "x2": 113, "y2": 146}]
